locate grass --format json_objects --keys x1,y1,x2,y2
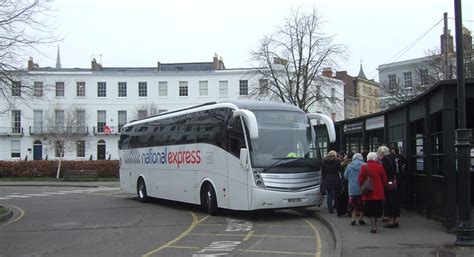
[
  {"x1": 0, "y1": 176, "x2": 119, "y2": 182},
  {"x1": 0, "y1": 206, "x2": 7, "y2": 216}
]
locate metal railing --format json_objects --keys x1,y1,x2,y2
[
  {"x1": 29, "y1": 126, "x2": 89, "y2": 135},
  {"x1": 0, "y1": 127, "x2": 24, "y2": 136}
]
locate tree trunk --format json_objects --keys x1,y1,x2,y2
[{"x1": 56, "y1": 156, "x2": 62, "y2": 179}]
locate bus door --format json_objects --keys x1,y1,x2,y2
[{"x1": 226, "y1": 116, "x2": 250, "y2": 210}]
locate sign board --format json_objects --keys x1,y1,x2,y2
[
  {"x1": 366, "y1": 116, "x2": 384, "y2": 130},
  {"x1": 343, "y1": 122, "x2": 363, "y2": 133}
]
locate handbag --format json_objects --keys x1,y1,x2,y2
[
  {"x1": 386, "y1": 177, "x2": 397, "y2": 191},
  {"x1": 360, "y1": 165, "x2": 374, "y2": 195}
]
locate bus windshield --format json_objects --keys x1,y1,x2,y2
[{"x1": 249, "y1": 110, "x2": 319, "y2": 169}]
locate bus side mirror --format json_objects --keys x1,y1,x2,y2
[{"x1": 240, "y1": 148, "x2": 250, "y2": 170}]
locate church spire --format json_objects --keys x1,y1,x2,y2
[
  {"x1": 56, "y1": 45, "x2": 62, "y2": 69},
  {"x1": 358, "y1": 60, "x2": 366, "y2": 79}
]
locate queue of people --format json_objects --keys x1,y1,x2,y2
[{"x1": 320, "y1": 145, "x2": 406, "y2": 233}]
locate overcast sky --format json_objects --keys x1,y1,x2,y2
[{"x1": 33, "y1": 0, "x2": 474, "y2": 82}]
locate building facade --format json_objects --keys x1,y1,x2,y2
[{"x1": 0, "y1": 56, "x2": 344, "y2": 161}]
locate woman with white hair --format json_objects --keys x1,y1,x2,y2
[
  {"x1": 344, "y1": 153, "x2": 366, "y2": 225},
  {"x1": 358, "y1": 152, "x2": 387, "y2": 233}
]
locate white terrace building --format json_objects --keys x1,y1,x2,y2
[{"x1": 0, "y1": 56, "x2": 343, "y2": 161}]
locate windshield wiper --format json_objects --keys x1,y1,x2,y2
[{"x1": 263, "y1": 157, "x2": 296, "y2": 172}]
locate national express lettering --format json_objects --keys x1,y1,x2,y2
[{"x1": 142, "y1": 148, "x2": 201, "y2": 168}]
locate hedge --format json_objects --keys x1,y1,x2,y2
[{"x1": 0, "y1": 160, "x2": 119, "y2": 177}]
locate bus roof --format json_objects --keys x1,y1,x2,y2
[{"x1": 125, "y1": 100, "x2": 304, "y2": 127}]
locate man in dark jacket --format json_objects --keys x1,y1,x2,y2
[{"x1": 322, "y1": 150, "x2": 342, "y2": 213}]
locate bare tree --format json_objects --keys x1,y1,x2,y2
[
  {"x1": 249, "y1": 8, "x2": 347, "y2": 113},
  {"x1": 44, "y1": 105, "x2": 90, "y2": 178},
  {"x1": 132, "y1": 103, "x2": 159, "y2": 120},
  {"x1": 0, "y1": 0, "x2": 56, "y2": 113}
]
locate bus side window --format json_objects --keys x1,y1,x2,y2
[{"x1": 228, "y1": 117, "x2": 246, "y2": 157}]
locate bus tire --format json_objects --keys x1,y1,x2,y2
[
  {"x1": 137, "y1": 178, "x2": 149, "y2": 203},
  {"x1": 202, "y1": 184, "x2": 218, "y2": 216}
]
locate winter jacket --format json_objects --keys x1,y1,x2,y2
[
  {"x1": 344, "y1": 159, "x2": 365, "y2": 196},
  {"x1": 358, "y1": 160, "x2": 387, "y2": 201},
  {"x1": 321, "y1": 156, "x2": 342, "y2": 190}
]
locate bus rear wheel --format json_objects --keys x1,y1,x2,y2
[
  {"x1": 202, "y1": 184, "x2": 218, "y2": 216},
  {"x1": 137, "y1": 178, "x2": 149, "y2": 203}
]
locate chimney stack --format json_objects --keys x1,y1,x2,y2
[
  {"x1": 213, "y1": 53, "x2": 219, "y2": 70},
  {"x1": 322, "y1": 68, "x2": 333, "y2": 78},
  {"x1": 91, "y1": 58, "x2": 102, "y2": 71},
  {"x1": 441, "y1": 29, "x2": 454, "y2": 54}
]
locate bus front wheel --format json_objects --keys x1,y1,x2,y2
[
  {"x1": 202, "y1": 184, "x2": 218, "y2": 215},
  {"x1": 137, "y1": 178, "x2": 149, "y2": 203}
]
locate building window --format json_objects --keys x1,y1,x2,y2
[
  {"x1": 179, "y1": 81, "x2": 188, "y2": 96},
  {"x1": 199, "y1": 81, "x2": 208, "y2": 96},
  {"x1": 403, "y1": 72, "x2": 412, "y2": 88},
  {"x1": 259, "y1": 79, "x2": 269, "y2": 95},
  {"x1": 76, "y1": 109, "x2": 86, "y2": 134},
  {"x1": 138, "y1": 82, "x2": 147, "y2": 97},
  {"x1": 158, "y1": 81, "x2": 168, "y2": 97},
  {"x1": 11, "y1": 110, "x2": 21, "y2": 133},
  {"x1": 55, "y1": 82, "x2": 65, "y2": 97},
  {"x1": 97, "y1": 110, "x2": 106, "y2": 133},
  {"x1": 388, "y1": 74, "x2": 396, "y2": 91},
  {"x1": 55, "y1": 140, "x2": 64, "y2": 157},
  {"x1": 363, "y1": 99, "x2": 367, "y2": 112},
  {"x1": 12, "y1": 81, "x2": 21, "y2": 96},
  {"x1": 138, "y1": 110, "x2": 147, "y2": 119},
  {"x1": 97, "y1": 82, "x2": 107, "y2": 97},
  {"x1": 239, "y1": 80, "x2": 248, "y2": 95},
  {"x1": 11, "y1": 140, "x2": 21, "y2": 158},
  {"x1": 420, "y1": 69, "x2": 429, "y2": 85},
  {"x1": 219, "y1": 80, "x2": 228, "y2": 97},
  {"x1": 76, "y1": 82, "x2": 86, "y2": 97},
  {"x1": 76, "y1": 140, "x2": 85, "y2": 157},
  {"x1": 118, "y1": 110, "x2": 127, "y2": 132},
  {"x1": 158, "y1": 109, "x2": 168, "y2": 114},
  {"x1": 55, "y1": 110, "x2": 64, "y2": 132},
  {"x1": 331, "y1": 88, "x2": 336, "y2": 103},
  {"x1": 34, "y1": 82, "x2": 43, "y2": 97},
  {"x1": 33, "y1": 110, "x2": 43, "y2": 134},
  {"x1": 118, "y1": 82, "x2": 127, "y2": 97}
]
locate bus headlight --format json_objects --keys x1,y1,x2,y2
[{"x1": 253, "y1": 169, "x2": 265, "y2": 188}]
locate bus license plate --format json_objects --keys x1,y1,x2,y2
[{"x1": 285, "y1": 198, "x2": 302, "y2": 203}]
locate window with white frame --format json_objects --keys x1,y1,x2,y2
[
  {"x1": 199, "y1": 81, "x2": 208, "y2": 96},
  {"x1": 331, "y1": 87, "x2": 336, "y2": 103},
  {"x1": 76, "y1": 109, "x2": 86, "y2": 134},
  {"x1": 138, "y1": 110, "x2": 147, "y2": 119},
  {"x1": 12, "y1": 81, "x2": 21, "y2": 96},
  {"x1": 138, "y1": 82, "x2": 147, "y2": 97},
  {"x1": 404, "y1": 72, "x2": 412, "y2": 88},
  {"x1": 11, "y1": 140, "x2": 20, "y2": 158},
  {"x1": 179, "y1": 81, "x2": 188, "y2": 96},
  {"x1": 239, "y1": 80, "x2": 248, "y2": 95},
  {"x1": 77, "y1": 82, "x2": 86, "y2": 97},
  {"x1": 97, "y1": 82, "x2": 107, "y2": 97},
  {"x1": 259, "y1": 79, "x2": 269, "y2": 95},
  {"x1": 55, "y1": 82, "x2": 65, "y2": 97},
  {"x1": 158, "y1": 81, "x2": 168, "y2": 97},
  {"x1": 219, "y1": 80, "x2": 228, "y2": 97},
  {"x1": 11, "y1": 110, "x2": 21, "y2": 134},
  {"x1": 55, "y1": 110, "x2": 64, "y2": 132},
  {"x1": 388, "y1": 74, "x2": 397, "y2": 91},
  {"x1": 34, "y1": 82, "x2": 43, "y2": 97},
  {"x1": 33, "y1": 110, "x2": 43, "y2": 134},
  {"x1": 97, "y1": 110, "x2": 106, "y2": 133},
  {"x1": 76, "y1": 140, "x2": 85, "y2": 157},
  {"x1": 118, "y1": 110, "x2": 127, "y2": 132},
  {"x1": 55, "y1": 140, "x2": 64, "y2": 157},
  {"x1": 420, "y1": 69, "x2": 429, "y2": 85},
  {"x1": 118, "y1": 82, "x2": 127, "y2": 97}
]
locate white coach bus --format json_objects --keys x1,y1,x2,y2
[{"x1": 119, "y1": 100, "x2": 336, "y2": 215}]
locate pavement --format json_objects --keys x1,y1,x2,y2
[{"x1": 1, "y1": 181, "x2": 473, "y2": 257}]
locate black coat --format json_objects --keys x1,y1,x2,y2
[{"x1": 321, "y1": 157, "x2": 342, "y2": 190}]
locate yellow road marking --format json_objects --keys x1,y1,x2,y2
[
  {"x1": 2, "y1": 205, "x2": 25, "y2": 226},
  {"x1": 198, "y1": 223, "x2": 308, "y2": 228},
  {"x1": 238, "y1": 249, "x2": 314, "y2": 256},
  {"x1": 142, "y1": 212, "x2": 209, "y2": 257},
  {"x1": 303, "y1": 218, "x2": 322, "y2": 257},
  {"x1": 188, "y1": 233, "x2": 316, "y2": 239},
  {"x1": 243, "y1": 230, "x2": 254, "y2": 241}
]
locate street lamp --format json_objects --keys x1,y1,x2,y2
[{"x1": 454, "y1": 0, "x2": 474, "y2": 246}]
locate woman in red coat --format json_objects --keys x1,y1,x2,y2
[{"x1": 358, "y1": 152, "x2": 387, "y2": 233}]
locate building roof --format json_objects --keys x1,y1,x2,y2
[{"x1": 358, "y1": 64, "x2": 367, "y2": 79}]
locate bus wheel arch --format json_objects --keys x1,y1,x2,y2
[
  {"x1": 137, "y1": 176, "x2": 149, "y2": 203},
  {"x1": 200, "y1": 181, "x2": 218, "y2": 216}
]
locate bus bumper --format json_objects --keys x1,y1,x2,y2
[{"x1": 250, "y1": 186, "x2": 324, "y2": 210}]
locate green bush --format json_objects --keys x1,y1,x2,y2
[{"x1": 0, "y1": 160, "x2": 119, "y2": 178}]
